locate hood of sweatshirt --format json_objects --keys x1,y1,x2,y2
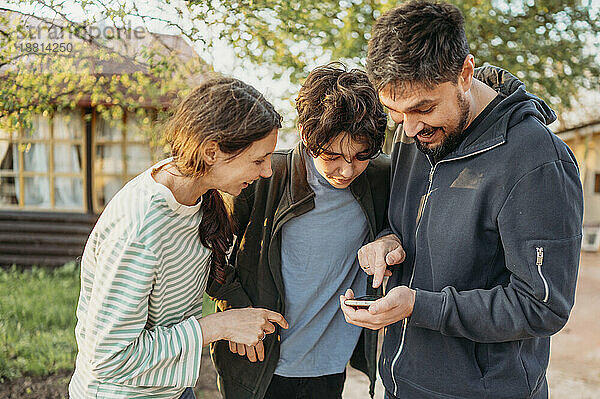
[{"x1": 447, "y1": 65, "x2": 557, "y2": 158}]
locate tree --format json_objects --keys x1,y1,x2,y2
[
  {"x1": 0, "y1": 1, "x2": 206, "y2": 140},
  {"x1": 2, "y1": 0, "x2": 599, "y2": 131},
  {"x1": 208, "y1": 0, "x2": 600, "y2": 118}
]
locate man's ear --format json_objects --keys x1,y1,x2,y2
[
  {"x1": 201, "y1": 140, "x2": 221, "y2": 166},
  {"x1": 459, "y1": 54, "x2": 475, "y2": 93}
]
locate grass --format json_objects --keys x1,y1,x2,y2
[
  {"x1": 0, "y1": 262, "x2": 80, "y2": 382},
  {"x1": 0, "y1": 262, "x2": 216, "y2": 382}
]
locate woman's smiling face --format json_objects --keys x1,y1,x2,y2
[{"x1": 209, "y1": 129, "x2": 278, "y2": 196}]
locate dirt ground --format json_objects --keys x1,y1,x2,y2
[
  {"x1": 1, "y1": 251, "x2": 598, "y2": 399},
  {"x1": 544, "y1": 251, "x2": 600, "y2": 399},
  {"x1": 0, "y1": 350, "x2": 220, "y2": 399}
]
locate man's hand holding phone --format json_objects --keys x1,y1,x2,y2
[
  {"x1": 343, "y1": 294, "x2": 382, "y2": 308},
  {"x1": 340, "y1": 287, "x2": 415, "y2": 330}
]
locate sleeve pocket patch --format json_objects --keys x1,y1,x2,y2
[{"x1": 525, "y1": 236, "x2": 582, "y2": 305}]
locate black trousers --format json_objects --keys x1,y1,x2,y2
[{"x1": 264, "y1": 371, "x2": 346, "y2": 399}]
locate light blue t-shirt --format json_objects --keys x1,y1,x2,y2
[{"x1": 275, "y1": 153, "x2": 369, "y2": 377}]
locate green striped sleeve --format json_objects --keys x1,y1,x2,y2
[{"x1": 87, "y1": 238, "x2": 203, "y2": 388}]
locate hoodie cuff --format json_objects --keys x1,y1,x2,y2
[
  {"x1": 376, "y1": 228, "x2": 393, "y2": 240},
  {"x1": 409, "y1": 289, "x2": 445, "y2": 331}
]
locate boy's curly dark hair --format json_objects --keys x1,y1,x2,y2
[{"x1": 296, "y1": 62, "x2": 387, "y2": 160}]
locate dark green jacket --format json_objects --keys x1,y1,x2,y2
[{"x1": 207, "y1": 143, "x2": 391, "y2": 399}]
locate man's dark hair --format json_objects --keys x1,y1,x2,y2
[
  {"x1": 366, "y1": 1, "x2": 470, "y2": 94},
  {"x1": 296, "y1": 62, "x2": 387, "y2": 160}
]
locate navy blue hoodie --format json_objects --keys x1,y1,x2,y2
[{"x1": 380, "y1": 66, "x2": 583, "y2": 398}]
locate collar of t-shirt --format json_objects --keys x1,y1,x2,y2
[{"x1": 146, "y1": 158, "x2": 203, "y2": 216}]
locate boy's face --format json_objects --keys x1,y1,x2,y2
[{"x1": 307, "y1": 133, "x2": 370, "y2": 189}]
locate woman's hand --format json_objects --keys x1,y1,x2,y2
[
  {"x1": 228, "y1": 340, "x2": 265, "y2": 362},
  {"x1": 199, "y1": 307, "x2": 288, "y2": 347}
]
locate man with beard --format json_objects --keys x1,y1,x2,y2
[{"x1": 339, "y1": 2, "x2": 584, "y2": 399}]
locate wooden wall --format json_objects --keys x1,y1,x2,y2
[{"x1": 0, "y1": 211, "x2": 97, "y2": 267}]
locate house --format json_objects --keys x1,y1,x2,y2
[
  {"x1": 0, "y1": 19, "x2": 205, "y2": 266},
  {"x1": 556, "y1": 120, "x2": 600, "y2": 251}
]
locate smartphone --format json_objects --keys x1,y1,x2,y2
[{"x1": 344, "y1": 295, "x2": 381, "y2": 308}]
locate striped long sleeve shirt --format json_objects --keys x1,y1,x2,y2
[{"x1": 69, "y1": 158, "x2": 212, "y2": 399}]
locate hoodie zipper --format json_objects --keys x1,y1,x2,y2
[
  {"x1": 390, "y1": 158, "x2": 436, "y2": 396},
  {"x1": 536, "y1": 247, "x2": 549, "y2": 302},
  {"x1": 390, "y1": 141, "x2": 505, "y2": 396}
]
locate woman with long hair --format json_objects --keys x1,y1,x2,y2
[{"x1": 69, "y1": 76, "x2": 287, "y2": 399}]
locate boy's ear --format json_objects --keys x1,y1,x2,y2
[{"x1": 298, "y1": 125, "x2": 317, "y2": 158}]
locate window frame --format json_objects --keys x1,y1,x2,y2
[
  {"x1": 91, "y1": 110, "x2": 154, "y2": 213},
  {"x1": 0, "y1": 110, "x2": 87, "y2": 212}
]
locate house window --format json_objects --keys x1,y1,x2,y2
[
  {"x1": 0, "y1": 111, "x2": 85, "y2": 211},
  {"x1": 92, "y1": 111, "x2": 153, "y2": 211},
  {"x1": 595, "y1": 173, "x2": 600, "y2": 194}
]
